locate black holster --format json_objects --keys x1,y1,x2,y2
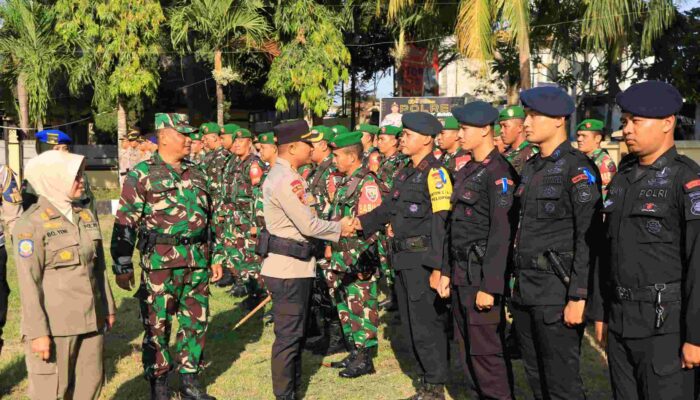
[
  {"x1": 544, "y1": 249, "x2": 571, "y2": 286},
  {"x1": 255, "y1": 228, "x2": 271, "y2": 257}
]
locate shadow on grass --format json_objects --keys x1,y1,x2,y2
[{"x1": 0, "y1": 354, "x2": 26, "y2": 396}]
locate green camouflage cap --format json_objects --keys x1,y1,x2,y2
[
  {"x1": 499, "y1": 106, "x2": 526, "y2": 122},
  {"x1": 356, "y1": 123, "x2": 380, "y2": 135},
  {"x1": 576, "y1": 118, "x2": 605, "y2": 133},
  {"x1": 155, "y1": 113, "x2": 197, "y2": 134},
  {"x1": 222, "y1": 123, "x2": 241, "y2": 136},
  {"x1": 190, "y1": 131, "x2": 203, "y2": 141},
  {"x1": 257, "y1": 132, "x2": 276, "y2": 144},
  {"x1": 199, "y1": 122, "x2": 222, "y2": 136},
  {"x1": 331, "y1": 125, "x2": 349, "y2": 135},
  {"x1": 302, "y1": 126, "x2": 335, "y2": 143},
  {"x1": 234, "y1": 128, "x2": 253, "y2": 138},
  {"x1": 379, "y1": 125, "x2": 402, "y2": 136},
  {"x1": 329, "y1": 131, "x2": 363, "y2": 149},
  {"x1": 493, "y1": 123, "x2": 502, "y2": 137},
  {"x1": 442, "y1": 116, "x2": 459, "y2": 130}
]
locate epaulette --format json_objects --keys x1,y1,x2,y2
[
  {"x1": 675, "y1": 153, "x2": 700, "y2": 172},
  {"x1": 618, "y1": 153, "x2": 638, "y2": 171}
]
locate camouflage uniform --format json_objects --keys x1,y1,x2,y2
[
  {"x1": 111, "y1": 115, "x2": 213, "y2": 379},
  {"x1": 298, "y1": 163, "x2": 313, "y2": 180},
  {"x1": 326, "y1": 166, "x2": 384, "y2": 350},
  {"x1": 217, "y1": 152, "x2": 266, "y2": 293},
  {"x1": 504, "y1": 140, "x2": 539, "y2": 175},
  {"x1": 307, "y1": 154, "x2": 342, "y2": 220},
  {"x1": 363, "y1": 147, "x2": 382, "y2": 173},
  {"x1": 589, "y1": 148, "x2": 617, "y2": 199},
  {"x1": 439, "y1": 148, "x2": 471, "y2": 174}
]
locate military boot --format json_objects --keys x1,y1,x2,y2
[
  {"x1": 180, "y1": 373, "x2": 216, "y2": 400},
  {"x1": 339, "y1": 347, "x2": 375, "y2": 378},
  {"x1": 330, "y1": 349, "x2": 357, "y2": 369},
  {"x1": 404, "y1": 382, "x2": 445, "y2": 400},
  {"x1": 215, "y1": 269, "x2": 235, "y2": 287},
  {"x1": 149, "y1": 375, "x2": 169, "y2": 400},
  {"x1": 379, "y1": 286, "x2": 398, "y2": 312},
  {"x1": 324, "y1": 320, "x2": 348, "y2": 356},
  {"x1": 229, "y1": 281, "x2": 248, "y2": 298},
  {"x1": 276, "y1": 394, "x2": 295, "y2": 400}
]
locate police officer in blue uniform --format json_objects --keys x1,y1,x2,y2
[
  {"x1": 589, "y1": 81, "x2": 700, "y2": 400},
  {"x1": 510, "y1": 87, "x2": 602, "y2": 400}
]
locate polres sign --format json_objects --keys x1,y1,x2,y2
[{"x1": 379, "y1": 97, "x2": 465, "y2": 127}]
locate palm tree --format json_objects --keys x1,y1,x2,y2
[
  {"x1": 0, "y1": 0, "x2": 68, "y2": 132},
  {"x1": 169, "y1": 0, "x2": 271, "y2": 125}
]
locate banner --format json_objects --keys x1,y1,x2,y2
[
  {"x1": 397, "y1": 44, "x2": 439, "y2": 96},
  {"x1": 379, "y1": 97, "x2": 466, "y2": 127}
]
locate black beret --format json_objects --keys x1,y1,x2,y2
[
  {"x1": 616, "y1": 81, "x2": 682, "y2": 118},
  {"x1": 273, "y1": 120, "x2": 310, "y2": 145},
  {"x1": 451, "y1": 101, "x2": 499, "y2": 127},
  {"x1": 401, "y1": 112, "x2": 442, "y2": 137},
  {"x1": 520, "y1": 86, "x2": 575, "y2": 117}
]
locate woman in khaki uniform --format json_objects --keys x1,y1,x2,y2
[{"x1": 13, "y1": 150, "x2": 116, "y2": 400}]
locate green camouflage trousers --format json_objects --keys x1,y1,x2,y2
[
  {"x1": 323, "y1": 270, "x2": 379, "y2": 349},
  {"x1": 377, "y1": 235, "x2": 394, "y2": 286},
  {"x1": 142, "y1": 267, "x2": 210, "y2": 378},
  {"x1": 230, "y1": 224, "x2": 264, "y2": 293}
]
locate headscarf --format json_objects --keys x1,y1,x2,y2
[{"x1": 24, "y1": 150, "x2": 85, "y2": 223}]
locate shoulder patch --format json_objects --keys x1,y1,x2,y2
[
  {"x1": 684, "y1": 179, "x2": 700, "y2": 192},
  {"x1": 18, "y1": 239, "x2": 34, "y2": 258},
  {"x1": 427, "y1": 167, "x2": 453, "y2": 212},
  {"x1": 358, "y1": 180, "x2": 382, "y2": 215},
  {"x1": 249, "y1": 162, "x2": 263, "y2": 185}
]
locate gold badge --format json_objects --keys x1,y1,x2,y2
[
  {"x1": 59, "y1": 250, "x2": 73, "y2": 261},
  {"x1": 237, "y1": 131, "x2": 242, "y2": 137},
  {"x1": 40, "y1": 212, "x2": 49, "y2": 221},
  {"x1": 586, "y1": 122, "x2": 591, "y2": 128},
  {"x1": 80, "y1": 211, "x2": 92, "y2": 222},
  {"x1": 507, "y1": 109, "x2": 514, "y2": 117}
]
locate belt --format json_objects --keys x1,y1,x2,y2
[
  {"x1": 268, "y1": 234, "x2": 314, "y2": 261},
  {"x1": 614, "y1": 283, "x2": 682, "y2": 303},
  {"x1": 153, "y1": 234, "x2": 206, "y2": 246},
  {"x1": 391, "y1": 235, "x2": 430, "y2": 253}
]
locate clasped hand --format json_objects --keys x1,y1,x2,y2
[{"x1": 339, "y1": 216, "x2": 361, "y2": 237}]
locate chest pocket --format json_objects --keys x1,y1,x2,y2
[
  {"x1": 536, "y1": 183, "x2": 567, "y2": 219},
  {"x1": 401, "y1": 189, "x2": 428, "y2": 218},
  {"x1": 454, "y1": 189, "x2": 480, "y2": 221},
  {"x1": 629, "y1": 200, "x2": 673, "y2": 243},
  {"x1": 45, "y1": 236, "x2": 81, "y2": 268}
]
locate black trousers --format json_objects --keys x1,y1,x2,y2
[
  {"x1": 0, "y1": 246, "x2": 9, "y2": 346},
  {"x1": 608, "y1": 331, "x2": 696, "y2": 400},
  {"x1": 395, "y1": 267, "x2": 449, "y2": 384},
  {"x1": 266, "y1": 276, "x2": 313, "y2": 397},
  {"x1": 511, "y1": 303, "x2": 585, "y2": 400},
  {"x1": 453, "y1": 286, "x2": 513, "y2": 400}
]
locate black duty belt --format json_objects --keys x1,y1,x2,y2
[
  {"x1": 391, "y1": 235, "x2": 430, "y2": 253},
  {"x1": 268, "y1": 234, "x2": 314, "y2": 261},
  {"x1": 614, "y1": 282, "x2": 682, "y2": 303},
  {"x1": 153, "y1": 234, "x2": 206, "y2": 246}
]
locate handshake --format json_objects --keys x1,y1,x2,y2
[{"x1": 339, "y1": 216, "x2": 363, "y2": 237}]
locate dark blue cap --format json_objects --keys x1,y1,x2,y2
[
  {"x1": 401, "y1": 112, "x2": 442, "y2": 137},
  {"x1": 451, "y1": 101, "x2": 499, "y2": 127},
  {"x1": 520, "y1": 86, "x2": 575, "y2": 117},
  {"x1": 616, "y1": 81, "x2": 682, "y2": 118},
  {"x1": 35, "y1": 129, "x2": 72, "y2": 145}
]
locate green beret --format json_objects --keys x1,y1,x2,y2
[
  {"x1": 442, "y1": 116, "x2": 459, "y2": 130},
  {"x1": 222, "y1": 123, "x2": 241, "y2": 136},
  {"x1": 190, "y1": 132, "x2": 203, "y2": 141},
  {"x1": 155, "y1": 113, "x2": 197, "y2": 134},
  {"x1": 330, "y1": 131, "x2": 363, "y2": 149},
  {"x1": 331, "y1": 125, "x2": 349, "y2": 135},
  {"x1": 379, "y1": 125, "x2": 402, "y2": 136},
  {"x1": 576, "y1": 119, "x2": 605, "y2": 133},
  {"x1": 257, "y1": 132, "x2": 275, "y2": 144},
  {"x1": 493, "y1": 123, "x2": 502, "y2": 137},
  {"x1": 356, "y1": 123, "x2": 380, "y2": 135},
  {"x1": 199, "y1": 122, "x2": 222, "y2": 135},
  {"x1": 234, "y1": 128, "x2": 253, "y2": 139},
  {"x1": 499, "y1": 106, "x2": 526, "y2": 122},
  {"x1": 302, "y1": 126, "x2": 335, "y2": 143}
]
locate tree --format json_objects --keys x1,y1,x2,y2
[
  {"x1": 169, "y1": 0, "x2": 271, "y2": 125},
  {"x1": 55, "y1": 0, "x2": 164, "y2": 142},
  {"x1": 0, "y1": 0, "x2": 68, "y2": 132},
  {"x1": 264, "y1": 0, "x2": 351, "y2": 120}
]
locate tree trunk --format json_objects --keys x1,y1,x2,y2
[
  {"x1": 17, "y1": 73, "x2": 29, "y2": 136},
  {"x1": 36, "y1": 120, "x2": 43, "y2": 132},
  {"x1": 117, "y1": 98, "x2": 127, "y2": 175},
  {"x1": 215, "y1": 50, "x2": 224, "y2": 125},
  {"x1": 506, "y1": 82, "x2": 519, "y2": 105},
  {"x1": 518, "y1": 29, "x2": 532, "y2": 90},
  {"x1": 350, "y1": 68, "x2": 356, "y2": 129}
]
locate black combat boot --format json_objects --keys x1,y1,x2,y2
[
  {"x1": 180, "y1": 373, "x2": 216, "y2": 400},
  {"x1": 404, "y1": 381, "x2": 445, "y2": 400},
  {"x1": 149, "y1": 375, "x2": 169, "y2": 400},
  {"x1": 215, "y1": 269, "x2": 235, "y2": 287},
  {"x1": 339, "y1": 347, "x2": 375, "y2": 378},
  {"x1": 229, "y1": 281, "x2": 248, "y2": 297},
  {"x1": 323, "y1": 320, "x2": 348, "y2": 356},
  {"x1": 330, "y1": 349, "x2": 357, "y2": 369},
  {"x1": 379, "y1": 286, "x2": 398, "y2": 312},
  {"x1": 276, "y1": 394, "x2": 295, "y2": 400}
]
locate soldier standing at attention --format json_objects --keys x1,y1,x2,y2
[
  {"x1": 354, "y1": 112, "x2": 452, "y2": 400},
  {"x1": 357, "y1": 123, "x2": 382, "y2": 172},
  {"x1": 437, "y1": 116, "x2": 471, "y2": 173},
  {"x1": 440, "y1": 102, "x2": 516, "y2": 399},
  {"x1": 493, "y1": 124, "x2": 507, "y2": 154},
  {"x1": 374, "y1": 125, "x2": 409, "y2": 312},
  {"x1": 575, "y1": 118, "x2": 617, "y2": 199},
  {"x1": 14, "y1": 150, "x2": 115, "y2": 400},
  {"x1": 500, "y1": 105, "x2": 539, "y2": 175},
  {"x1": 189, "y1": 131, "x2": 206, "y2": 164},
  {"x1": 325, "y1": 131, "x2": 384, "y2": 378},
  {"x1": 590, "y1": 81, "x2": 700, "y2": 400},
  {"x1": 510, "y1": 87, "x2": 602, "y2": 400},
  {"x1": 259, "y1": 120, "x2": 355, "y2": 400},
  {"x1": 111, "y1": 113, "x2": 222, "y2": 400}
]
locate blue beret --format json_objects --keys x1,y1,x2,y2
[
  {"x1": 520, "y1": 86, "x2": 575, "y2": 117},
  {"x1": 451, "y1": 101, "x2": 499, "y2": 127},
  {"x1": 616, "y1": 81, "x2": 682, "y2": 118},
  {"x1": 35, "y1": 129, "x2": 72, "y2": 145},
  {"x1": 401, "y1": 112, "x2": 442, "y2": 137}
]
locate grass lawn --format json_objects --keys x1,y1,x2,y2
[{"x1": 0, "y1": 215, "x2": 612, "y2": 399}]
